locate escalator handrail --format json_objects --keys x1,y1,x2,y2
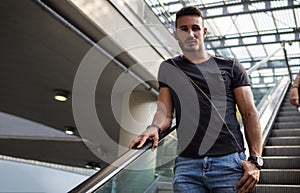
[
  {"x1": 69, "y1": 120, "x2": 176, "y2": 193},
  {"x1": 246, "y1": 46, "x2": 284, "y2": 75},
  {"x1": 255, "y1": 76, "x2": 290, "y2": 147}
]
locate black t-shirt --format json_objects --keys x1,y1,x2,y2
[{"x1": 158, "y1": 55, "x2": 250, "y2": 158}]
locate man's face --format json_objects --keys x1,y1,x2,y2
[{"x1": 175, "y1": 15, "x2": 207, "y2": 53}]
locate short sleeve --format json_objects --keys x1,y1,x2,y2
[
  {"x1": 158, "y1": 60, "x2": 171, "y2": 89},
  {"x1": 232, "y1": 60, "x2": 250, "y2": 88}
]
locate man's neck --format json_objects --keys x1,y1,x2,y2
[{"x1": 182, "y1": 51, "x2": 212, "y2": 64}]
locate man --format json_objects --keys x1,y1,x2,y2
[
  {"x1": 290, "y1": 70, "x2": 300, "y2": 108},
  {"x1": 130, "y1": 6, "x2": 262, "y2": 193}
]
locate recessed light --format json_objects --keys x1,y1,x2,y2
[
  {"x1": 64, "y1": 126, "x2": 75, "y2": 135},
  {"x1": 85, "y1": 162, "x2": 101, "y2": 170},
  {"x1": 54, "y1": 89, "x2": 69, "y2": 102}
]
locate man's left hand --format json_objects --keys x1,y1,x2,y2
[{"x1": 234, "y1": 160, "x2": 260, "y2": 193}]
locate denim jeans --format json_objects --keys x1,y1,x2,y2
[{"x1": 173, "y1": 152, "x2": 246, "y2": 193}]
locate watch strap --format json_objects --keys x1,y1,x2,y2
[{"x1": 247, "y1": 156, "x2": 263, "y2": 170}]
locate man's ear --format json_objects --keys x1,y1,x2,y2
[
  {"x1": 203, "y1": 27, "x2": 207, "y2": 37},
  {"x1": 174, "y1": 29, "x2": 178, "y2": 40}
]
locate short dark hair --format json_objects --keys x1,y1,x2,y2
[{"x1": 175, "y1": 6, "x2": 203, "y2": 27}]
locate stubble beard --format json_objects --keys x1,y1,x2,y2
[{"x1": 179, "y1": 40, "x2": 201, "y2": 53}]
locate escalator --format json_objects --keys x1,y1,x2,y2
[{"x1": 253, "y1": 89, "x2": 300, "y2": 193}]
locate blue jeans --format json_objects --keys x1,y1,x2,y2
[{"x1": 173, "y1": 152, "x2": 246, "y2": 193}]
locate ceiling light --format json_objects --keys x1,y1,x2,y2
[
  {"x1": 64, "y1": 126, "x2": 76, "y2": 135},
  {"x1": 85, "y1": 162, "x2": 101, "y2": 170},
  {"x1": 54, "y1": 89, "x2": 69, "y2": 102}
]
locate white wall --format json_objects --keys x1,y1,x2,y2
[{"x1": 0, "y1": 159, "x2": 94, "y2": 193}]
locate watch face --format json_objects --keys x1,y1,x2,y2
[{"x1": 257, "y1": 157, "x2": 264, "y2": 166}]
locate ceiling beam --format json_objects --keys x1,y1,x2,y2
[
  {"x1": 206, "y1": 28, "x2": 299, "y2": 41},
  {"x1": 205, "y1": 31, "x2": 299, "y2": 50},
  {"x1": 160, "y1": 0, "x2": 298, "y2": 19}
]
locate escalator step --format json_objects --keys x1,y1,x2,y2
[
  {"x1": 276, "y1": 116, "x2": 300, "y2": 122},
  {"x1": 267, "y1": 137, "x2": 300, "y2": 146},
  {"x1": 273, "y1": 122, "x2": 300, "y2": 129},
  {"x1": 277, "y1": 111, "x2": 300, "y2": 117},
  {"x1": 280, "y1": 106, "x2": 299, "y2": 111},
  {"x1": 263, "y1": 146, "x2": 300, "y2": 156},
  {"x1": 260, "y1": 169, "x2": 300, "y2": 184},
  {"x1": 263, "y1": 156, "x2": 300, "y2": 169},
  {"x1": 270, "y1": 129, "x2": 300, "y2": 137},
  {"x1": 252, "y1": 184, "x2": 300, "y2": 193}
]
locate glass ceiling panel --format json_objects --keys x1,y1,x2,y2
[
  {"x1": 250, "y1": 71, "x2": 259, "y2": 77},
  {"x1": 185, "y1": 1, "x2": 199, "y2": 6},
  {"x1": 247, "y1": 45, "x2": 266, "y2": 58},
  {"x1": 205, "y1": 19, "x2": 221, "y2": 37},
  {"x1": 243, "y1": 36, "x2": 258, "y2": 44},
  {"x1": 200, "y1": 0, "x2": 225, "y2": 6},
  {"x1": 213, "y1": 48, "x2": 232, "y2": 57},
  {"x1": 264, "y1": 44, "x2": 282, "y2": 56},
  {"x1": 249, "y1": 2, "x2": 266, "y2": 10},
  {"x1": 290, "y1": 59, "x2": 300, "y2": 66},
  {"x1": 227, "y1": 5, "x2": 244, "y2": 13},
  {"x1": 251, "y1": 77, "x2": 260, "y2": 84},
  {"x1": 274, "y1": 68, "x2": 289, "y2": 76},
  {"x1": 264, "y1": 77, "x2": 274, "y2": 83},
  {"x1": 234, "y1": 14, "x2": 257, "y2": 34},
  {"x1": 261, "y1": 35, "x2": 276, "y2": 43},
  {"x1": 269, "y1": 47, "x2": 284, "y2": 59},
  {"x1": 270, "y1": 0, "x2": 288, "y2": 8},
  {"x1": 230, "y1": 47, "x2": 250, "y2": 60},
  {"x1": 212, "y1": 16, "x2": 238, "y2": 35},
  {"x1": 224, "y1": 38, "x2": 239, "y2": 46},
  {"x1": 160, "y1": 0, "x2": 178, "y2": 4},
  {"x1": 286, "y1": 42, "x2": 300, "y2": 56},
  {"x1": 206, "y1": 7, "x2": 224, "y2": 16},
  {"x1": 259, "y1": 69, "x2": 274, "y2": 76},
  {"x1": 252, "y1": 12, "x2": 276, "y2": 32},
  {"x1": 280, "y1": 33, "x2": 296, "y2": 41},
  {"x1": 296, "y1": 8, "x2": 300, "y2": 25},
  {"x1": 166, "y1": 3, "x2": 182, "y2": 13},
  {"x1": 273, "y1": 10, "x2": 296, "y2": 28},
  {"x1": 242, "y1": 62, "x2": 251, "y2": 69}
]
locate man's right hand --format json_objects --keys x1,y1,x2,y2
[
  {"x1": 290, "y1": 87, "x2": 299, "y2": 107},
  {"x1": 129, "y1": 127, "x2": 159, "y2": 151}
]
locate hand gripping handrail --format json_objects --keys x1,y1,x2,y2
[{"x1": 69, "y1": 120, "x2": 177, "y2": 193}]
